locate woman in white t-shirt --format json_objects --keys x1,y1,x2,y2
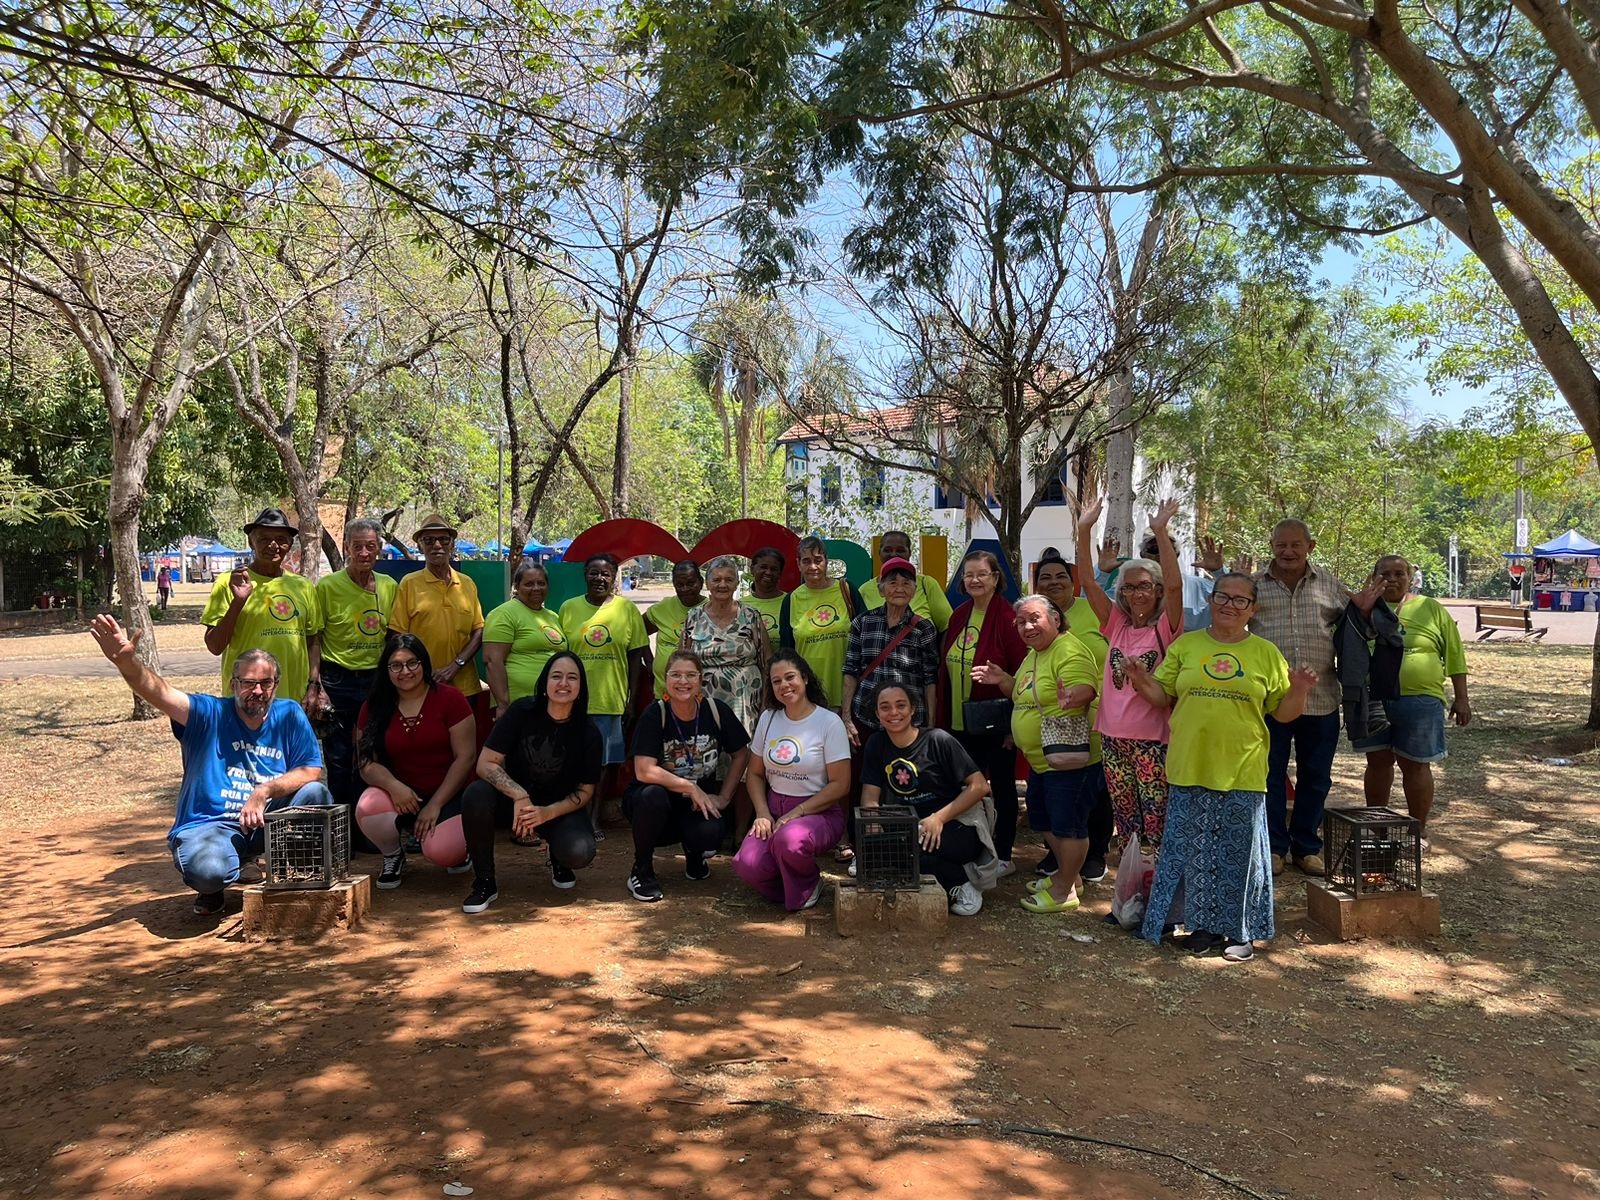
[{"x1": 732, "y1": 649, "x2": 851, "y2": 910}]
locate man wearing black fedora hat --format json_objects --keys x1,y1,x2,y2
[{"x1": 202, "y1": 507, "x2": 324, "y2": 707}]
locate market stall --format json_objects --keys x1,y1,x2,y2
[{"x1": 1508, "y1": 529, "x2": 1600, "y2": 612}]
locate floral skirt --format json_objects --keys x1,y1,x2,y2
[{"x1": 1141, "y1": 784, "x2": 1274, "y2": 946}]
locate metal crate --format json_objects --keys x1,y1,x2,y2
[
  {"x1": 1323, "y1": 806, "x2": 1422, "y2": 895},
  {"x1": 264, "y1": 805, "x2": 351, "y2": 891},
  {"x1": 853, "y1": 804, "x2": 921, "y2": 891}
]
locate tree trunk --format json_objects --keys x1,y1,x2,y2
[
  {"x1": 321, "y1": 528, "x2": 343, "y2": 573},
  {"x1": 612, "y1": 323, "x2": 636, "y2": 516},
  {"x1": 1588, "y1": 611, "x2": 1600, "y2": 730},
  {"x1": 109, "y1": 437, "x2": 160, "y2": 720},
  {"x1": 287, "y1": 461, "x2": 324, "y2": 584},
  {"x1": 1103, "y1": 366, "x2": 1138, "y2": 548}
]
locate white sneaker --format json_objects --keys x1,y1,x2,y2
[
  {"x1": 995, "y1": 859, "x2": 1016, "y2": 878},
  {"x1": 800, "y1": 880, "x2": 825, "y2": 910},
  {"x1": 948, "y1": 882, "x2": 984, "y2": 917},
  {"x1": 847, "y1": 858, "x2": 857, "y2": 878}
]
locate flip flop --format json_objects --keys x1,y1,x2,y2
[
  {"x1": 1020, "y1": 885, "x2": 1081, "y2": 914},
  {"x1": 835, "y1": 846, "x2": 855, "y2": 863}
]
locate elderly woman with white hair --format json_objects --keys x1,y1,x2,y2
[
  {"x1": 1075, "y1": 496, "x2": 1184, "y2": 851},
  {"x1": 680, "y1": 555, "x2": 771, "y2": 736}
]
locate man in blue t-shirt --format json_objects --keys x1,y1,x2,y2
[{"x1": 90, "y1": 614, "x2": 332, "y2": 916}]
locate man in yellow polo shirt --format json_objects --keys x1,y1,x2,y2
[{"x1": 389, "y1": 513, "x2": 487, "y2": 741}]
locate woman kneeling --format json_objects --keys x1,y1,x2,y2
[
  {"x1": 860, "y1": 683, "x2": 999, "y2": 916},
  {"x1": 355, "y1": 634, "x2": 477, "y2": 888},
  {"x1": 624, "y1": 650, "x2": 752, "y2": 902},
  {"x1": 733, "y1": 650, "x2": 850, "y2": 911},
  {"x1": 458, "y1": 652, "x2": 602, "y2": 913}
]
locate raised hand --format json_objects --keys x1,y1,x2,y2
[
  {"x1": 1231, "y1": 552, "x2": 1255, "y2": 576},
  {"x1": 1196, "y1": 536, "x2": 1225, "y2": 574},
  {"x1": 1076, "y1": 494, "x2": 1105, "y2": 532},
  {"x1": 1150, "y1": 498, "x2": 1180, "y2": 533},
  {"x1": 1349, "y1": 575, "x2": 1384, "y2": 615},
  {"x1": 1288, "y1": 666, "x2": 1319, "y2": 692},
  {"x1": 1097, "y1": 536, "x2": 1122, "y2": 573},
  {"x1": 89, "y1": 613, "x2": 139, "y2": 666},
  {"x1": 228, "y1": 566, "x2": 254, "y2": 605}
]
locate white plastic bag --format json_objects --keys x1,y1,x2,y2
[{"x1": 1111, "y1": 833, "x2": 1154, "y2": 929}]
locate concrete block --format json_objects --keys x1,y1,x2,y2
[
  {"x1": 834, "y1": 877, "x2": 948, "y2": 938},
  {"x1": 1306, "y1": 881, "x2": 1441, "y2": 941},
  {"x1": 241, "y1": 874, "x2": 372, "y2": 941}
]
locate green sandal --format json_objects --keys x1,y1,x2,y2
[{"x1": 1020, "y1": 884, "x2": 1081, "y2": 914}]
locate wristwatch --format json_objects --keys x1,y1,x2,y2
[{"x1": 452, "y1": 657, "x2": 465, "y2": 668}]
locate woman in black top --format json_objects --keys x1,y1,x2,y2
[
  {"x1": 859, "y1": 682, "x2": 997, "y2": 916},
  {"x1": 624, "y1": 649, "x2": 752, "y2": 902},
  {"x1": 459, "y1": 651, "x2": 603, "y2": 913}
]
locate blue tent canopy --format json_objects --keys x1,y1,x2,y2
[
  {"x1": 191, "y1": 541, "x2": 241, "y2": 557},
  {"x1": 454, "y1": 539, "x2": 479, "y2": 556},
  {"x1": 547, "y1": 537, "x2": 573, "y2": 553},
  {"x1": 481, "y1": 539, "x2": 510, "y2": 554},
  {"x1": 1535, "y1": 529, "x2": 1600, "y2": 555},
  {"x1": 521, "y1": 538, "x2": 546, "y2": 554}
]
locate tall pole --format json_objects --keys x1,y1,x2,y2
[
  {"x1": 1514, "y1": 455, "x2": 1527, "y2": 604},
  {"x1": 496, "y1": 431, "x2": 504, "y2": 562}
]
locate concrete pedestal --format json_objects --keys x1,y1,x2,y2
[
  {"x1": 1306, "y1": 881, "x2": 1440, "y2": 941},
  {"x1": 834, "y1": 878, "x2": 948, "y2": 938},
  {"x1": 241, "y1": 874, "x2": 373, "y2": 941}
]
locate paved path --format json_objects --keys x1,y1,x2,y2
[
  {"x1": 1440, "y1": 602, "x2": 1596, "y2": 647},
  {"x1": 2, "y1": 650, "x2": 219, "y2": 680}
]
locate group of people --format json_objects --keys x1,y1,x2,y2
[{"x1": 96, "y1": 504, "x2": 1470, "y2": 961}]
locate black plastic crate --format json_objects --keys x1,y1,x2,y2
[
  {"x1": 853, "y1": 804, "x2": 921, "y2": 890},
  {"x1": 264, "y1": 805, "x2": 351, "y2": 891},
  {"x1": 1323, "y1": 806, "x2": 1422, "y2": 896}
]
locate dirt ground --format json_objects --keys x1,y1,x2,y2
[{"x1": 1, "y1": 641, "x2": 1597, "y2": 1200}]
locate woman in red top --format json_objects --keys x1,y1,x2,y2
[
  {"x1": 355, "y1": 633, "x2": 477, "y2": 888},
  {"x1": 937, "y1": 550, "x2": 1028, "y2": 872}
]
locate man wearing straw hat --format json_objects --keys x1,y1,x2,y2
[{"x1": 389, "y1": 513, "x2": 489, "y2": 741}]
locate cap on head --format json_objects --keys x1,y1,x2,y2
[{"x1": 879, "y1": 556, "x2": 917, "y2": 582}]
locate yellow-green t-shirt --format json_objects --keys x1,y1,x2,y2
[
  {"x1": 646, "y1": 595, "x2": 703, "y2": 695},
  {"x1": 744, "y1": 593, "x2": 786, "y2": 649},
  {"x1": 860, "y1": 573, "x2": 953, "y2": 632},
  {"x1": 315, "y1": 570, "x2": 397, "y2": 671},
  {"x1": 389, "y1": 568, "x2": 485, "y2": 697},
  {"x1": 944, "y1": 609, "x2": 985, "y2": 732},
  {"x1": 483, "y1": 599, "x2": 568, "y2": 703},
  {"x1": 202, "y1": 569, "x2": 323, "y2": 702},
  {"x1": 787, "y1": 582, "x2": 855, "y2": 709},
  {"x1": 1155, "y1": 631, "x2": 1289, "y2": 793},
  {"x1": 1396, "y1": 596, "x2": 1468, "y2": 702},
  {"x1": 1065, "y1": 597, "x2": 1108, "y2": 764},
  {"x1": 560, "y1": 594, "x2": 648, "y2": 716},
  {"x1": 1010, "y1": 632, "x2": 1099, "y2": 773}
]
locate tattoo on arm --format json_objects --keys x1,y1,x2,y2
[{"x1": 479, "y1": 761, "x2": 525, "y2": 800}]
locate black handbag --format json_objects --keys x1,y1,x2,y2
[{"x1": 962, "y1": 697, "x2": 1013, "y2": 735}]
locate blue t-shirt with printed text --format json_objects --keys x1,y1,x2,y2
[{"x1": 170, "y1": 694, "x2": 323, "y2": 837}]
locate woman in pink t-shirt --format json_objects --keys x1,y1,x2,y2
[{"x1": 1076, "y1": 497, "x2": 1185, "y2": 848}]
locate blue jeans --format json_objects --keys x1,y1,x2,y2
[
  {"x1": 169, "y1": 782, "x2": 333, "y2": 894},
  {"x1": 1266, "y1": 711, "x2": 1340, "y2": 858}
]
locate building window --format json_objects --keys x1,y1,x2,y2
[
  {"x1": 785, "y1": 443, "x2": 809, "y2": 481},
  {"x1": 1039, "y1": 450, "x2": 1072, "y2": 506},
  {"x1": 820, "y1": 464, "x2": 842, "y2": 507},
  {"x1": 934, "y1": 473, "x2": 965, "y2": 509},
  {"x1": 859, "y1": 463, "x2": 885, "y2": 510}
]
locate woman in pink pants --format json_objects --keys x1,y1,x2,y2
[{"x1": 733, "y1": 650, "x2": 850, "y2": 911}]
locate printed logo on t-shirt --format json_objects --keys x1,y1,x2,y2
[
  {"x1": 886, "y1": 756, "x2": 919, "y2": 796},
  {"x1": 759, "y1": 612, "x2": 777, "y2": 634},
  {"x1": 268, "y1": 595, "x2": 299, "y2": 623},
  {"x1": 809, "y1": 604, "x2": 839, "y2": 628},
  {"x1": 1015, "y1": 668, "x2": 1035, "y2": 696},
  {"x1": 957, "y1": 625, "x2": 980, "y2": 650},
  {"x1": 542, "y1": 625, "x2": 564, "y2": 644},
  {"x1": 1202, "y1": 652, "x2": 1244, "y2": 682},
  {"x1": 767, "y1": 736, "x2": 801, "y2": 766},
  {"x1": 584, "y1": 624, "x2": 613, "y2": 647},
  {"x1": 358, "y1": 609, "x2": 384, "y2": 636}
]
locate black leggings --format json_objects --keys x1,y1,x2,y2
[
  {"x1": 622, "y1": 783, "x2": 727, "y2": 877},
  {"x1": 919, "y1": 819, "x2": 983, "y2": 890},
  {"x1": 320, "y1": 661, "x2": 378, "y2": 850},
  {"x1": 956, "y1": 730, "x2": 1021, "y2": 860},
  {"x1": 460, "y1": 779, "x2": 596, "y2": 883}
]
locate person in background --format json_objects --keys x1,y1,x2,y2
[
  {"x1": 483, "y1": 560, "x2": 567, "y2": 716},
  {"x1": 646, "y1": 560, "x2": 706, "y2": 696},
  {"x1": 1354, "y1": 555, "x2": 1470, "y2": 849},
  {"x1": 1075, "y1": 497, "x2": 1183, "y2": 854},
  {"x1": 938, "y1": 549, "x2": 1027, "y2": 874},
  {"x1": 861, "y1": 682, "x2": 998, "y2": 916},
  {"x1": 1124, "y1": 571, "x2": 1318, "y2": 962},
  {"x1": 90, "y1": 617, "x2": 331, "y2": 917},
  {"x1": 743, "y1": 547, "x2": 788, "y2": 648},
  {"x1": 859, "y1": 530, "x2": 953, "y2": 632},
  {"x1": 1250, "y1": 519, "x2": 1377, "y2": 877},
  {"x1": 733, "y1": 650, "x2": 851, "y2": 911},
  {"x1": 682, "y1": 556, "x2": 770, "y2": 737},
  {"x1": 624, "y1": 649, "x2": 752, "y2": 902},
  {"x1": 1033, "y1": 549, "x2": 1113, "y2": 883},
  {"x1": 974, "y1": 596, "x2": 1100, "y2": 915},
  {"x1": 156, "y1": 564, "x2": 172, "y2": 611},
  {"x1": 1097, "y1": 529, "x2": 1225, "y2": 632},
  {"x1": 388, "y1": 513, "x2": 488, "y2": 743},
  {"x1": 779, "y1": 535, "x2": 862, "y2": 714},
  {"x1": 459, "y1": 652, "x2": 603, "y2": 912},
  {"x1": 354, "y1": 634, "x2": 476, "y2": 888},
  {"x1": 559, "y1": 552, "x2": 651, "y2": 829},
  {"x1": 203, "y1": 507, "x2": 322, "y2": 709},
  {"x1": 313, "y1": 518, "x2": 398, "y2": 847}
]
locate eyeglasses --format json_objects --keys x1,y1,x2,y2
[
  {"x1": 1121, "y1": 581, "x2": 1156, "y2": 594},
  {"x1": 1211, "y1": 592, "x2": 1254, "y2": 609},
  {"x1": 388, "y1": 659, "x2": 424, "y2": 674},
  {"x1": 963, "y1": 570, "x2": 995, "y2": 581},
  {"x1": 665, "y1": 670, "x2": 700, "y2": 682},
  {"x1": 232, "y1": 678, "x2": 277, "y2": 693},
  {"x1": 419, "y1": 535, "x2": 453, "y2": 547},
  {"x1": 254, "y1": 531, "x2": 293, "y2": 546}
]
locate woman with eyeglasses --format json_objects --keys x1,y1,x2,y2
[
  {"x1": 1075, "y1": 496, "x2": 1184, "y2": 853},
  {"x1": 937, "y1": 550, "x2": 1027, "y2": 872},
  {"x1": 354, "y1": 633, "x2": 477, "y2": 888},
  {"x1": 1122, "y1": 572, "x2": 1317, "y2": 962}
]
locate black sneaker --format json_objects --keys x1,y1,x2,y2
[
  {"x1": 461, "y1": 878, "x2": 498, "y2": 914},
  {"x1": 404, "y1": 834, "x2": 422, "y2": 855},
  {"x1": 192, "y1": 890, "x2": 225, "y2": 916},
  {"x1": 627, "y1": 873, "x2": 664, "y2": 902},
  {"x1": 550, "y1": 858, "x2": 577, "y2": 890},
  {"x1": 685, "y1": 855, "x2": 711, "y2": 882},
  {"x1": 1082, "y1": 858, "x2": 1108, "y2": 883},
  {"x1": 377, "y1": 848, "x2": 406, "y2": 890}
]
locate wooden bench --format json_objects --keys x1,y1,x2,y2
[{"x1": 1473, "y1": 604, "x2": 1548, "y2": 642}]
